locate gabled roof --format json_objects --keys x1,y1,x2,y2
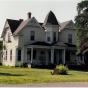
[
  {"x1": 1, "y1": 19, "x2": 22, "y2": 37},
  {"x1": 43, "y1": 11, "x2": 59, "y2": 26},
  {"x1": 7, "y1": 19, "x2": 23, "y2": 33},
  {"x1": 59, "y1": 20, "x2": 71, "y2": 31},
  {"x1": 13, "y1": 18, "x2": 32, "y2": 35}
]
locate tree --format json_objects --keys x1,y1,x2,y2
[
  {"x1": 75, "y1": 0, "x2": 88, "y2": 54},
  {"x1": 75, "y1": 0, "x2": 88, "y2": 67}
]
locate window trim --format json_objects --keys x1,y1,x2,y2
[
  {"x1": 10, "y1": 50, "x2": 12, "y2": 61},
  {"x1": 46, "y1": 32, "x2": 50, "y2": 41},
  {"x1": 6, "y1": 50, "x2": 7, "y2": 61},
  {"x1": 68, "y1": 34, "x2": 72, "y2": 43},
  {"x1": 30, "y1": 31, "x2": 35, "y2": 41},
  {"x1": 17, "y1": 49, "x2": 21, "y2": 61},
  {"x1": 53, "y1": 32, "x2": 56, "y2": 41}
]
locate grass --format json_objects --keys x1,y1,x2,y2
[{"x1": 0, "y1": 66, "x2": 88, "y2": 84}]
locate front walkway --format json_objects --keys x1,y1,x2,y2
[{"x1": 0, "y1": 82, "x2": 88, "y2": 87}]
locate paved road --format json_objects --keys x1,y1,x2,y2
[{"x1": 0, "y1": 82, "x2": 88, "y2": 87}]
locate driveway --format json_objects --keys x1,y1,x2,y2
[{"x1": 0, "y1": 82, "x2": 88, "y2": 87}]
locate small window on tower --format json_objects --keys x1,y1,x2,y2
[
  {"x1": 53, "y1": 32, "x2": 56, "y2": 41},
  {"x1": 47, "y1": 32, "x2": 50, "y2": 41}
]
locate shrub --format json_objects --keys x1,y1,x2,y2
[
  {"x1": 56, "y1": 64, "x2": 68, "y2": 75},
  {"x1": 19, "y1": 63, "x2": 24, "y2": 68},
  {"x1": 0, "y1": 62, "x2": 2, "y2": 66}
]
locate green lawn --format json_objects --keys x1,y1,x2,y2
[{"x1": 0, "y1": 66, "x2": 88, "y2": 84}]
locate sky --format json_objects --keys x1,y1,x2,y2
[{"x1": 0, "y1": 0, "x2": 82, "y2": 37}]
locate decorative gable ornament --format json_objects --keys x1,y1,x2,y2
[
  {"x1": 65, "y1": 21, "x2": 75, "y2": 29},
  {"x1": 27, "y1": 18, "x2": 39, "y2": 26}
]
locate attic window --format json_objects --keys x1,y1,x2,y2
[{"x1": 8, "y1": 33, "x2": 11, "y2": 42}]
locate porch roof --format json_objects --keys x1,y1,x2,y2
[
  {"x1": 24, "y1": 41, "x2": 67, "y2": 47},
  {"x1": 64, "y1": 43, "x2": 76, "y2": 47},
  {"x1": 24, "y1": 41, "x2": 55, "y2": 46}
]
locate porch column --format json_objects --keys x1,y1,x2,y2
[
  {"x1": 62, "y1": 49, "x2": 65, "y2": 64},
  {"x1": 51, "y1": 48, "x2": 54, "y2": 64},
  {"x1": 31, "y1": 47, "x2": 33, "y2": 63}
]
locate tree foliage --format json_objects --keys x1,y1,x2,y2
[{"x1": 75, "y1": 0, "x2": 88, "y2": 54}]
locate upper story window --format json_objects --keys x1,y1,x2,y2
[
  {"x1": 8, "y1": 33, "x2": 11, "y2": 42},
  {"x1": 68, "y1": 34, "x2": 72, "y2": 43},
  {"x1": 46, "y1": 32, "x2": 50, "y2": 41},
  {"x1": 30, "y1": 31, "x2": 35, "y2": 41},
  {"x1": 53, "y1": 32, "x2": 56, "y2": 41}
]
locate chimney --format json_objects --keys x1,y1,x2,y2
[
  {"x1": 19, "y1": 19, "x2": 23, "y2": 22},
  {"x1": 27, "y1": 12, "x2": 31, "y2": 19}
]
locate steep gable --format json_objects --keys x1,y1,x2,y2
[
  {"x1": 1, "y1": 19, "x2": 22, "y2": 38},
  {"x1": 59, "y1": 20, "x2": 75, "y2": 31},
  {"x1": 13, "y1": 17, "x2": 45, "y2": 35}
]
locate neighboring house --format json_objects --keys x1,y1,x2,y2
[{"x1": 1, "y1": 11, "x2": 84, "y2": 66}]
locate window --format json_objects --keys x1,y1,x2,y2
[
  {"x1": 58, "y1": 32, "x2": 59, "y2": 41},
  {"x1": 68, "y1": 34, "x2": 72, "y2": 43},
  {"x1": 6, "y1": 50, "x2": 7, "y2": 61},
  {"x1": 33, "y1": 50, "x2": 36, "y2": 60},
  {"x1": 18, "y1": 50, "x2": 21, "y2": 61},
  {"x1": 8, "y1": 33, "x2": 11, "y2": 42},
  {"x1": 30, "y1": 31, "x2": 35, "y2": 41},
  {"x1": 53, "y1": 32, "x2": 56, "y2": 41},
  {"x1": 47, "y1": 32, "x2": 50, "y2": 41},
  {"x1": 10, "y1": 50, "x2": 12, "y2": 61}
]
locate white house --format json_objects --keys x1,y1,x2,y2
[{"x1": 1, "y1": 11, "x2": 84, "y2": 66}]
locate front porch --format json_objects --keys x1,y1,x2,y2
[{"x1": 24, "y1": 46, "x2": 66, "y2": 67}]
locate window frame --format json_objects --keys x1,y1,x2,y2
[
  {"x1": 10, "y1": 50, "x2": 12, "y2": 61},
  {"x1": 8, "y1": 33, "x2": 11, "y2": 42},
  {"x1": 17, "y1": 49, "x2": 21, "y2": 61},
  {"x1": 6, "y1": 50, "x2": 7, "y2": 61},
  {"x1": 46, "y1": 32, "x2": 50, "y2": 41},
  {"x1": 53, "y1": 32, "x2": 56, "y2": 41},
  {"x1": 68, "y1": 34, "x2": 72, "y2": 43},
  {"x1": 30, "y1": 31, "x2": 35, "y2": 41}
]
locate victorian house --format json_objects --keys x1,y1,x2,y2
[{"x1": 1, "y1": 11, "x2": 84, "y2": 66}]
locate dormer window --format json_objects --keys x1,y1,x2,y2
[
  {"x1": 53, "y1": 32, "x2": 56, "y2": 41},
  {"x1": 46, "y1": 32, "x2": 50, "y2": 41},
  {"x1": 30, "y1": 31, "x2": 35, "y2": 41},
  {"x1": 68, "y1": 34, "x2": 72, "y2": 43},
  {"x1": 8, "y1": 33, "x2": 11, "y2": 42}
]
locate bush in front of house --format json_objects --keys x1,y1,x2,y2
[{"x1": 56, "y1": 64, "x2": 68, "y2": 75}]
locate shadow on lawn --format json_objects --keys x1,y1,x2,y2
[{"x1": 0, "y1": 72, "x2": 25, "y2": 76}]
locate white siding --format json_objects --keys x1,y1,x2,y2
[
  {"x1": 59, "y1": 28, "x2": 77, "y2": 45},
  {"x1": 18, "y1": 26, "x2": 45, "y2": 47},
  {"x1": 45, "y1": 25, "x2": 59, "y2": 42},
  {"x1": 2, "y1": 28, "x2": 18, "y2": 66}
]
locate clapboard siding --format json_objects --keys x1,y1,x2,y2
[
  {"x1": 18, "y1": 26, "x2": 45, "y2": 47},
  {"x1": 59, "y1": 28, "x2": 77, "y2": 45},
  {"x1": 2, "y1": 28, "x2": 18, "y2": 66}
]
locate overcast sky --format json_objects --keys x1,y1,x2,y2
[{"x1": 0, "y1": 0, "x2": 81, "y2": 37}]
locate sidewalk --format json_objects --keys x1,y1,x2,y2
[{"x1": 0, "y1": 82, "x2": 88, "y2": 87}]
